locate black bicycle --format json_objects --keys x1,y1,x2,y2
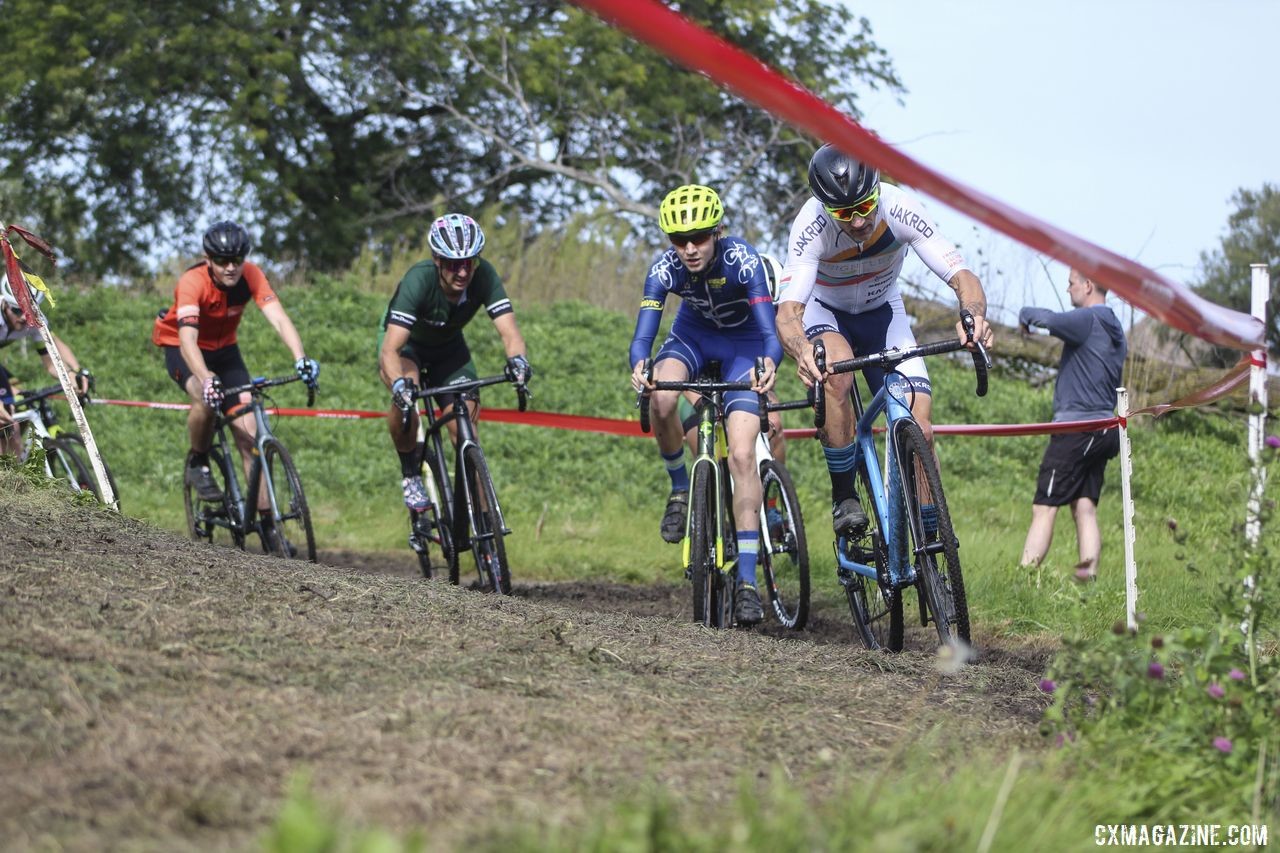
[
  {"x1": 401, "y1": 373, "x2": 529, "y2": 594},
  {"x1": 183, "y1": 374, "x2": 317, "y2": 562}
]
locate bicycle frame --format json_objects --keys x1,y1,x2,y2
[
  {"x1": 203, "y1": 375, "x2": 311, "y2": 540},
  {"x1": 403, "y1": 373, "x2": 528, "y2": 590},
  {"x1": 835, "y1": 373, "x2": 919, "y2": 592},
  {"x1": 420, "y1": 383, "x2": 507, "y2": 548},
  {"x1": 682, "y1": 392, "x2": 735, "y2": 576}
]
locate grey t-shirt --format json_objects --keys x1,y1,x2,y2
[{"x1": 1019, "y1": 303, "x2": 1127, "y2": 421}]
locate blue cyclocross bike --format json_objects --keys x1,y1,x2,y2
[{"x1": 813, "y1": 312, "x2": 990, "y2": 651}]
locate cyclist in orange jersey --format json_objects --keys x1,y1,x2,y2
[{"x1": 152, "y1": 221, "x2": 319, "y2": 504}]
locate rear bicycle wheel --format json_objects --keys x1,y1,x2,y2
[
  {"x1": 461, "y1": 444, "x2": 509, "y2": 593},
  {"x1": 261, "y1": 438, "x2": 316, "y2": 562},
  {"x1": 688, "y1": 463, "x2": 715, "y2": 626},
  {"x1": 758, "y1": 459, "x2": 809, "y2": 629},
  {"x1": 894, "y1": 421, "x2": 969, "y2": 647},
  {"x1": 844, "y1": 459, "x2": 904, "y2": 651}
]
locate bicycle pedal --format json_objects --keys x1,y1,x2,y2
[{"x1": 408, "y1": 534, "x2": 426, "y2": 554}]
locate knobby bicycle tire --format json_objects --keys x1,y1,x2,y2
[
  {"x1": 212, "y1": 448, "x2": 246, "y2": 550},
  {"x1": 416, "y1": 446, "x2": 458, "y2": 581},
  {"x1": 894, "y1": 420, "x2": 970, "y2": 647},
  {"x1": 846, "y1": 458, "x2": 904, "y2": 651},
  {"x1": 688, "y1": 462, "x2": 716, "y2": 626},
  {"x1": 460, "y1": 444, "x2": 510, "y2": 594},
  {"x1": 45, "y1": 437, "x2": 94, "y2": 497},
  {"x1": 57, "y1": 435, "x2": 121, "y2": 508},
  {"x1": 758, "y1": 459, "x2": 809, "y2": 630},
  {"x1": 712, "y1": 464, "x2": 735, "y2": 629},
  {"x1": 261, "y1": 438, "x2": 316, "y2": 562}
]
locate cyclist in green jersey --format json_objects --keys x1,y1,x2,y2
[{"x1": 378, "y1": 213, "x2": 532, "y2": 511}]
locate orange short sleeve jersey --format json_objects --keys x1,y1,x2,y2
[{"x1": 152, "y1": 262, "x2": 279, "y2": 350}]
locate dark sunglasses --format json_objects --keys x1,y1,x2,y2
[
  {"x1": 209, "y1": 254, "x2": 246, "y2": 267},
  {"x1": 669, "y1": 229, "x2": 716, "y2": 248},
  {"x1": 438, "y1": 256, "x2": 475, "y2": 272}
]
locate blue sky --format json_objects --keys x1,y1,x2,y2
[{"x1": 843, "y1": 0, "x2": 1279, "y2": 324}]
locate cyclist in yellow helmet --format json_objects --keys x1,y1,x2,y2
[{"x1": 628, "y1": 183, "x2": 781, "y2": 625}]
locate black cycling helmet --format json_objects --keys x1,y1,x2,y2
[
  {"x1": 202, "y1": 220, "x2": 253, "y2": 258},
  {"x1": 807, "y1": 143, "x2": 880, "y2": 207}
]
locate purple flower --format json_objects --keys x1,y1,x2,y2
[
  {"x1": 1038, "y1": 678, "x2": 1056, "y2": 694},
  {"x1": 1229, "y1": 668, "x2": 1246, "y2": 682},
  {"x1": 1213, "y1": 737, "x2": 1233, "y2": 754},
  {"x1": 1147, "y1": 661, "x2": 1165, "y2": 679},
  {"x1": 1206, "y1": 683, "x2": 1225, "y2": 699},
  {"x1": 1266, "y1": 435, "x2": 1280, "y2": 449}
]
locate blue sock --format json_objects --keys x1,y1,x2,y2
[
  {"x1": 662, "y1": 449, "x2": 689, "y2": 492},
  {"x1": 737, "y1": 530, "x2": 759, "y2": 586},
  {"x1": 822, "y1": 443, "x2": 859, "y2": 502}
]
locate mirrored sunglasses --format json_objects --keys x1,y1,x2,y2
[{"x1": 825, "y1": 187, "x2": 880, "y2": 221}]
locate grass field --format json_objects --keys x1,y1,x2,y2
[{"x1": 2, "y1": 240, "x2": 1276, "y2": 848}]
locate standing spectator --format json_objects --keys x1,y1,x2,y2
[{"x1": 1019, "y1": 269, "x2": 1128, "y2": 578}]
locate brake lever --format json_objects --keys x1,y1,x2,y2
[{"x1": 812, "y1": 340, "x2": 827, "y2": 430}]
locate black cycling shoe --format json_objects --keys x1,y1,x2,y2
[
  {"x1": 660, "y1": 489, "x2": 689, "y2": 543},
  {"x1": 734, "y1": 581, "x2": 764, "y2": 626},
  {"x1": 832, "y1": 496, "x2": 869, "y2": 537},
  {"x1": 186, "y1": 464, "x2": 223, "y2": 502}
]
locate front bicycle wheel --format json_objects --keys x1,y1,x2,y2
[
  {"x1": 45, "y1": 437, "x2": 94, "y2": 497},
  {"x1": 688, "y1": 463, "x2": 716, "y2": 626},
  {"x1": 758, "y1": 459, "x2": 809, "y2": 629},
  {"x1": 460, "y1": 444, "x2": 509, "y2": 594},
  {"x1": 894, "y1": 421, "x2": 969, "y2": 647},
  {"x1": 844, "y1": 460, "x2": 904, "y2": 651},
  {"x1": 418, "y1": 446, "x2": 460, "y2": 583},
  {"x1": 58, "y1": 435, "x2": 121, "y2": 508},
  {"x1": 261, "y1": 439, "x2": 316, "y2": 562}
]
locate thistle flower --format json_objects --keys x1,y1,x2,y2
[
  {"x1": 1038, "y1": 678, "x2": 1056, "y2": 694},
  {"x1": 1206, "y1": 683, "x2": 1225, "y2": 699},
  {"x1": 1266, "y1": 434, "x2": 1280, "y2": 449},
  {"x1": 1213, "y1": 737, "x2": 1233, "y2": 754},
  {"x1": 1147, "y1": 661, "x2": 1165, "y2": 679},
  {"x1": 1229, "y1": 668, "x2": 1246, "y2": 681}
]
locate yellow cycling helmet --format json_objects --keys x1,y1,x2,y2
[{"x1": 658, "y1": 184, "x2": 724, "y2": 234}]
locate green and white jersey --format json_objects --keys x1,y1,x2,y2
[{"x1": 381, "y1": 257, "x2": 513, "y2": 348}]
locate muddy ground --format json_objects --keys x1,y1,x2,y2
[{"x1": 1, "y1": 475, "x2": 1052, "y2": 851}]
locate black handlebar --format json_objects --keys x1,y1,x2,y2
[
  {"x1": 399, "y1": 372, "x2": 528, "y2": 432},
  {"x1": 810, "y1": 310, "x2": 990, "y2": 429},
  {"x1": 636, "y1": 358, "x2": 769, "y2": 436}
]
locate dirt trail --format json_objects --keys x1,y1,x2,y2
[{"x1": 1, "y1": 479, "x2": 1050, "y2": 850}]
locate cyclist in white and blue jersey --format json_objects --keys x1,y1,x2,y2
[
  {"x1": 776, "y1": 143, "x2": 995, "y2": 538},
  {"x1": 629, "y1": 184, "x2": 780, "y2": 625}
]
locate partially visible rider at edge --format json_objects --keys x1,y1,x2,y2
[
  {"x1": 152, "y1": 221, "x2": 320, "y2": 525},
  {"x1": 378, "y1": 213, "x2": 531, "y2": 514},
  {"x1": 628, "y1": 183, "x2": 780, "y2": 626},
  {"x1": 775, "y1": 143, "x2": 995, "y2": 540},
  {"x1": 1, "y1": 265, "x2": 94, "y2": 458}
]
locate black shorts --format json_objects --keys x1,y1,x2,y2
[
  {"x1": 1033, "y1": 428, "x2": 1120, "y2": 506},
  {"x1": 0, "y1": 362, "x2": 12, "y2": 402},
  {"x1": 394, "y1": 339, "x2": 478, "y2": 409},
  {"x1": 163, "y1": 344, "x2": 251, "y2": 414}
]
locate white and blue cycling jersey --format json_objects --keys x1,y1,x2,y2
[
  {"x1": 777, "y1": 185, "x2": 971, "y2": 394},
  {"x1": 629, "y1": 235, "x2": 782, "y2": 415}
]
